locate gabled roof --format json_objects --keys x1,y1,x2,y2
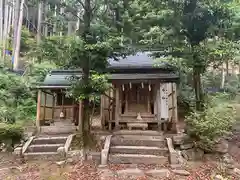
[
  {"x1": 38, "y1": 52, "x2": 179, "y2": 89},
  {"x1": 108, "y1": 51, "x2": 174, "y2": 70},
  {"x1": 39, "y1": 70, "x2": 82, "y2": 88}
]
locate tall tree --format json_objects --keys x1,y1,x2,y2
[
  {"x1": 13, "y1": 0, "x2": 25, "y2": 70},
  {"x1": 128, "y1": 0, "x2": 236, "y2": 110},
  {"x1": 13, "y1": 0, "x2": 20, "y2": 55},
  {"x1": 37, "y1": 0, "x2": 43, "y2": 44}
]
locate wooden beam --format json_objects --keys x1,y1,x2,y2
[
  {"x1": 109, "y1": 89, "x2": 113, "y2": 122},
  {"x1": 52, "y1": 94, "x2": 55, "y2": 120},
  {"x1": 154, "y1": 84, "x2": 157, "y2": 118},
  {"x1": 43, "y1": 92, "x2": 47, "y2": 120},
  {"x1": 125, "y1": 92, "x2": 128, "y2": 113},
  {"x1": 115, "y1": 86, "x2": 120, "y2": 130},
  {"x1": 100, "y1": 95, "x2": 105, "y2": 130},
  {"x1": 172, "y1": 83, "x2": 178, "y2": 132},
  {"x1": 41, "y1": 90, "x2": 54, "y2": 96},
  {"x1": 157, "y1": 83, "x2": 161, "y2": 130},
  {"x1": 36, "y1": 90, "x2": 42, "y2": 132},
  {"x1": 78, "y1": 100, "x2": 83, "y2": 133},
  {"x1": 147, "y1": 90, "x2": 150, "y2": 113}
]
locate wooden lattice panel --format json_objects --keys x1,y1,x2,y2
[{"x1": 125, "y1": 83, "x2": 152, "y2": 114}]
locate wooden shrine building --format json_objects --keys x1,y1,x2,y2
[{"x1": 36, "y1": 52, "x2": 179, "y2": 133}]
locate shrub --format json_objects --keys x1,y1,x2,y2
[
  {"x1": 0, "y1": 123, "x2": 24, "y2": 151},
  {"x1": 185, "y1": 94, "x2": 236, "y2": 151},
  {"x1": 0, "y1": 69, "x2": 36, "y2": 123}
]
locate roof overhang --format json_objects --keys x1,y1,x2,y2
[{"x1": 35, "y1": 85, "x2": 70, "y2": 89}]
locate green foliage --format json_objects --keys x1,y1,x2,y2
[
  {"x1": 8, "y1": 26, "x2": 36, "y2": 53},
  {"x1": 0, "y1": 69, "x2": 36, "y2": 123},
  {"x1": 185, "y1": 93, "x2": 236, "y2": 151},
  {"x1": 34, "y1": 34, "x2": 124, "y2": 101},
  {"x1": 68, "y1": 72, "x2": 111, "y2": 101},
  {"x1": 30, "y1": 36, "x2": 70, "y2": 65},
  {"x1": 0, "y1": 123, "x2": 24, "y2": 150},
  {"x1": 129, "y1": 0, "x2": 240, "y2": 109},
  {"x1": 202, "y1": 72, "x2": 240, "y2": 96},
  {"x1": 24, "y1": 61, "x2": 57, "y2": 86}
]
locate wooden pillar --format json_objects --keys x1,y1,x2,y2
[
  {"x1": 43, "y1": 92, "x2": 47, "y2": 120},
  {"x1": 115, "y1": 86, "x2": 120, "y2": 130},
  {"x1": 36, "y1": 90, "x2": 42, "y2": 132},
  {"x1": 172, "y1": 83, "x2": 178, "y2": 132},
  {"x1": 154, "y1": 84, "x2": 157, "y2": 118},
  {"x1": 78, "y1": 100, "x2": 83, "y2": 133},
  {"x1": 125, "y1": 92, "x2": 128, "y2": 113},
  {"x1": 100, "y1": 94, "x2": 105, "y2": 130},
  {"x1": 157, "y1": 83, "x2": 161, "y2": 130},
  {"x1": 52, "y1": 93, "x2": 55, "y2": 120},
  {"x1": 109, "y1": 89, "x2": 113, "y2": 122},
  {"x1": 147, "y1": 89, "x2": 150, "y2": 113}
]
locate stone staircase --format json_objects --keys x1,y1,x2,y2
[
  {"x1": 106, "y1": 131, "x2": 169, "y2": 165},
  {"x1": 23, "y1": 135, "x2": 69, "y2": 159}
]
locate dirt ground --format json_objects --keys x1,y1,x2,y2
[
  {"x1": 0, "y1": 154, "x2": 239, "y2": 180},
  {"x1": 1, "y1": 111, "x2": 240, "y2": 180}
]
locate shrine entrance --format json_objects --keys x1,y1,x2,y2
[
  {"x1": 101, "y1": 81, "x2": 178, "y2": 132},
  {"x1": 121, "y1": 83, "x2": 154, "y2": 115}
]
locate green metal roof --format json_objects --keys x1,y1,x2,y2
[
  {"x1": 39, "y1": 71, "x2": 179, "y2": 89},
  {"x1": 39, "y1": 70, "x2": 82, "y2": 89}
]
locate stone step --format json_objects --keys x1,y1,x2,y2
[
  {"x1": 32, "y1": 136, "x2": 67, "y2": 145},
  {"x1": 40, "y1": 125, "x2": 77, "y2": 135},
  {"x1": 23, "y1": 152, "x2": 63, "y2": 161},
  {"x1": 109, "y1": 154, "x2": 168, "y2": 164},
  {"x1": 26, "y1": 144, "x2": 64, "y2": 153},
  {"x1": 113, "y1": 130, "x2": 163, "y2": 136},
  {"x1": 110, "y1": 146, "x2": 168, "y2": 156},
  {"x1": 111, "y1": 135, "x2": 165, "y2": 147}
]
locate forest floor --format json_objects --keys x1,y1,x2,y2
[
  {"x1": 0, "y1": 150, "x2": 239, "y2": 180},
  {"x1": 1, "y1": 108, "x2": 240, "y2": 180}
]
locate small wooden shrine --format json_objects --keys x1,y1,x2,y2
[
  {"x1": 102, "y1": 52, "x2": 179, "y2": 131},
  {"x1": 36, "y1": 52, "x2": 179, "y2": 132}
]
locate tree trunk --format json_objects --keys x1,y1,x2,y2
[
  {"x1": 193, "y1": 66, "x2": 204, "y2": 111},
  {"x1": 13, "y1": 0, "x2": 24, "y2": 71},
  {"x1": 221, "y1": 64, "x2": 225, "y2": 89},
  {"x1": 37, "y1": 1, "x2": 43, "y2": 44},
  {"x1": 0, "y1": 0, "x2": 3, "y2": 46},
  {"x1": 67, "y1": 22, "x2": 72, "y2": 35},
  {"x1": 52, "y1": 5, "x2": 58, "y2": 35},
  {"x1": 44, "y1": 2, "x2": 48, "y2": 37},
  {"x1": 226, "y1": 60, "x2": 229, "y2": 77},
  {"x1": 7, "y1": 4, "x2": 12, "y2": 36},
  {"x1": 13, "y1": 0, "x2": 20, "y2": 54},
  {"x1": 59, "y1": 0, "x2": 65, "y2": 36},
  {"x1": 80, "y1": 0, "x2": 92, "y2": 150},
  {"x1": 2, "y1": 0, "x2": 9, "y2": 63}
]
